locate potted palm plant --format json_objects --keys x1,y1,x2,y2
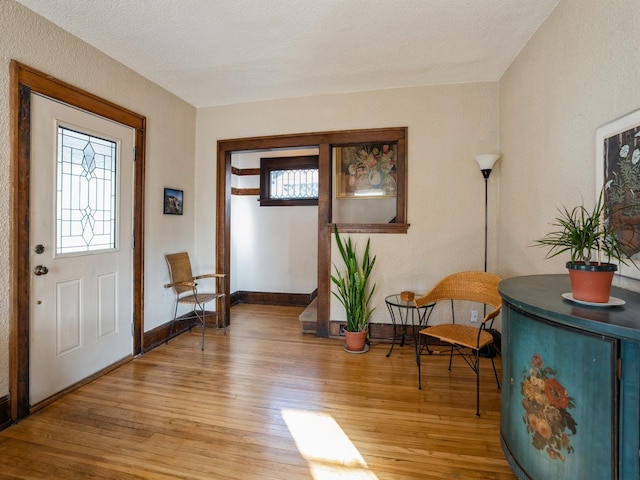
[
  {"x1": 330, "y1": 225, "x2": 376, "y2": 352},
  {"x1": 534, "y1": 190, "x2": 636, "y2": 303}
]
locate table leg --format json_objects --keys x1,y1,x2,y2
[
  {"x1": 416, "y1": 321, "x2": 422, "y2": 389},
  {"x1": 386, "y1": 302, "x2": 397, "y2": 357},
  {"x1": 399, "y1": 306, "x2": 408, "y2": 347},
  {"x1": 414, "y1": 305, "x2": 435, "y2": 389}
]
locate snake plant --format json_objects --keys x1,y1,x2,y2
[{"x1": 330, "y1": 225, "x2": 376, "y2": 332}]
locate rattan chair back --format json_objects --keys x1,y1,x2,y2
[
  {"x1": 165, "y1": 252, "x2": 196, "y2": 296},
  {"x1": 414, "y1": 271, "x2": 502, "y2": 319}
]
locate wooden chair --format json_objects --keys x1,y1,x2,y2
[
  {"x1": 414, "y1": 271, "x2": 502, "y2": 416},
  {"x1": 164, "y1": 252, "x2": 226, "y2": 350}
]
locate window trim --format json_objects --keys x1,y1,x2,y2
[
  {"x1": 330, "y1": 127, "x2": 408, "y2": 233},
  {"x1": 259, "y1": 155, "x2": 319, "y2": 206}
]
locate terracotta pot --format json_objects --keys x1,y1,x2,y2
[
  {"x1": 344, "y1": 329, "x2": 368, "y2": 352},
  {"x1": 566, "y1": 261, "x2": 617, "y2": 303}
]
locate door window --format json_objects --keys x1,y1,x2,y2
[{"x1": 57, "y1": 125, "x2": 118, "y2": 255}]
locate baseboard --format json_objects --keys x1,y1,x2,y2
[
  {"x1": 301, "y1": 321, "x2": 317, "y2": 334},
  {"x1": 0, "y1": 394, "x2": 10, "y2": 431},
  {"x1": 328, "y1": 321, "x2": 446, "y2": 345},
  {"x1": 232, "y1": 290, "x2": 316, "y2": 307},
  {"x1": 329, "y1": 321, "x2": 391, "y2": 339},
  {"x1": 143, "y1": 311, "x2": 224, "y2": 353}
]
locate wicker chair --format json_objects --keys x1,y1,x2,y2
[
  {"x1": 164, "y1": 252, "x2": 226, "y2": 350},
  {"x1": 414, "y1": 271, "x2": 502, "y2": 416}
]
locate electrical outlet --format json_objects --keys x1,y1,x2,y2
[{"x1": 470, "y1": 310, "x2": 479, "y2": 323}]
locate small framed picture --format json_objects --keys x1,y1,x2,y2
[{"x1": 163, "y1": 188, "x2": 183, "y2": 215}]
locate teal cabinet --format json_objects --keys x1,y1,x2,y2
[{"x1": 499, "y1": 275, "x2": 640, "y2": 480}]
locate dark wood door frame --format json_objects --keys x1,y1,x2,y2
[
  {"x1": 217, "y1": 128, "x2": 408, "y2": 338},
  {"x1": 9, "y1": 61, "x2": 146, "y2": 421},
  {"x1": 217, "y1": 135, "x2": 331, "y2": 337}
]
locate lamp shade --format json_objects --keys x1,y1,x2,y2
[{"x1": 475, "y1": 154, "x2": 500, "y2": 171}]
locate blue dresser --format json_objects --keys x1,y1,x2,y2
[{"x1": 499, "y1": 275, "x2": 640, "y2": 480}]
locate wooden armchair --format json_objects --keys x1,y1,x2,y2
[
  {"x1": 164, "y1": 252, "x2": 226, "y2": 350},
  {"x1": 414, "y1": 271, "x2": 502, "y2": 415}
]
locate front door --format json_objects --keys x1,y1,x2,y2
[{"x1": 29, "y1": 93, "x2": 135, "y2": 406}]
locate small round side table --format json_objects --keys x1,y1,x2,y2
[{"x1": 385, "y1": 294, "x2": 435, "y2": 358}]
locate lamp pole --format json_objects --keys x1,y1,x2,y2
[
  {"x1": 475, "y1": 154, "x2": 500, "y2": 273},
  {"x1": 481, "y1": 169, "x2": 490, "y2": 272}
]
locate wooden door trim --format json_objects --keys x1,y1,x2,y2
[
  {"x1": 217, "y1": 134, "x2": 331, "y2": 336},
  {"x1": 9, "y1": 61, "x2": 146, "y2": 421},
  {"x1": 216, "y1": 127, "x2": 407, "y2": 338}
]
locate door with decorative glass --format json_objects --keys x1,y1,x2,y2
[{"x1": 29, "y1": 93, "x2": 135, "y2": 406}]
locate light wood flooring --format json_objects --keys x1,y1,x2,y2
[{"x1": 0, "y1": 304, "x2": 516, "y2": 479}]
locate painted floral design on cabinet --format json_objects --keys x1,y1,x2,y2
[{"x1": 521, "y1": 354, "x2": 577, "y2": 462}]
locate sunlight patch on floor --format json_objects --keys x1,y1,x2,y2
[{"x1": 281, "y1": 409, "x2": 378, "y2": 479}]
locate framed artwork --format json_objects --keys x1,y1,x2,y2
[
  {"x1": 163, "y1": 188, "x2": 183, "y2": 215},
  {"x1": 335, "y1": 143, "x2": 397, "y2": 199},
  {"x1": 596, "y1": 108, "x2": 640, "y2": 279}
]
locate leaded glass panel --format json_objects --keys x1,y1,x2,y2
[
  {"x1": 56, "y1": 126, "x2": 117, "y2": 254},
  {"x1": 269, "y1": 168, "x2": 318, "y2": 199}
]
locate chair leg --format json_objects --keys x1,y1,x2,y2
[
  {"x1": 490, "y1": 356, "x2": 501, "y2": 389},
  {"x1": 222, "y1": 296, "x2": 227, "y2": 336},
  {"x1": 199, "y1": 303, "x2": 206, "y2": 351},
  {"x1": 166, "y1": 300, "x2": 180, "y2": 344},
  {"x1": 475, "y1": 349, "x2": 481, "y2": 417},
  {"x1": 447, "y1": 345, "x2": 454, "y2": 371},
  {"x1": 417, "y1": 334, "x2": 422, "y2": 390}
]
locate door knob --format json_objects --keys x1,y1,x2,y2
[{"x1": 33, "y1": 265, "x2": 49, "y2": 276}]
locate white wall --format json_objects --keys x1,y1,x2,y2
[
  {"x1": 0, "y1": 1, "x2": 197, "y2": 397},
  {"x1": 498, "y1": 0, "x2": 640, "y2": 294},
  {"x1": 231, "y1": 149, "x2": 318, "y2": 294},
  {"x1": 195, "y1": 83, "x2": 500, "y2": 325}
]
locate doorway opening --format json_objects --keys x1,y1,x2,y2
[
  {"x1": 230, "y1": 148, "x2": 319, "y2": 310},
  {"x1": 216, "y1": 127, "x2": 408, "y2": 338}
]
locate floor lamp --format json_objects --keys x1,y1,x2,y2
[{"x1": 475, "y1": 154, "x2": 500, "y2": 272}]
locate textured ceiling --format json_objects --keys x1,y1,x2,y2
[{"x1": 15, "y1": 0, "x2": 559, "y2": 108}]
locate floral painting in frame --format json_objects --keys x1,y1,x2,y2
[
  {"x1": 335, "y1": 143, "x2": 397, "y2": 199},
  {"x1": 596, "y1": 108, "x2": 640, "y2": 280}
]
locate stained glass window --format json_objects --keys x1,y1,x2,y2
[
  {"x1": 259, "y1": 155, "x2": 319, "y2": 206},
  {"x1": 269, "y1": 168, "x2": 318, "y2": 199},
  {"x1": 56, "y1": 126, "x2": 117, "y2": 254}
]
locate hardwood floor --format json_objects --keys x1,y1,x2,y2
[{"x1": 0, "y1": 304, "x2": 516, "y2": 479}]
